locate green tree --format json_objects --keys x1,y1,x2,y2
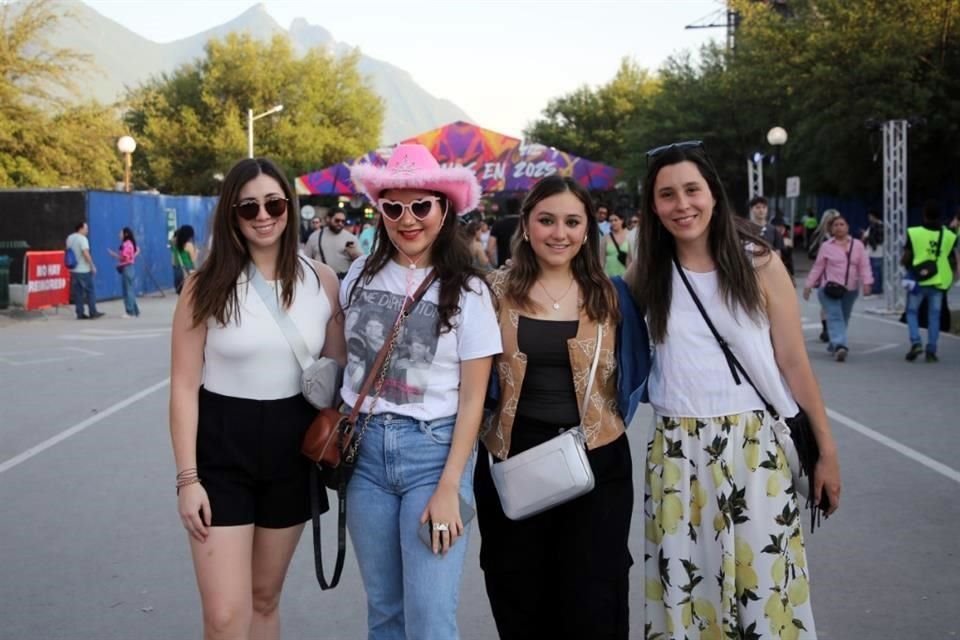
[
  {"x1": 0, "y1": 0, "x2": 122, "y2": 188},
  {"x1": 124, "y1": 33, "x2": 384, "y2": 194},
  {"x1": 525, "y1": 58, "x2": 660, "y2": 183}
]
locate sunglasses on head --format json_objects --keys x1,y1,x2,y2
[
  {"x1": 233, "y1": 197, "x2": 289, "y2": 220},
  {"x1": 645, "y1": 140, "x2": 704, "y2": 162},
  {"x1": 378, "y1": 195, "x2": 443, "y2": 221}
]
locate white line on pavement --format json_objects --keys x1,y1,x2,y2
[
  {"x1": 827, "y1": 407, "x2": 960, "y2": 484},
  {"x1": 858, "y1": 343, "x2": 900, "y2": 355},
  {"x1": 853, "y1": 311, "x2": 960, "y2": 341},
  {"x1": 0, "y1": 378, "x2": 170, "y2": 476}
]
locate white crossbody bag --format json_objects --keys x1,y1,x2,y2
[{"x1": 490, "y1": 324, "x2": 603, "y2": 520}]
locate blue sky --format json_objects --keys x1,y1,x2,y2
[{"x1": 83, "y1": 0, "x2": 721, "y2": 138}]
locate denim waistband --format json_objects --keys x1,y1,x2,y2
[{"x1": 357, "y1": 412, "x2": 456, "y2": 430}]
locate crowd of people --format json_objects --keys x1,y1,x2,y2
[{"x1": 156, "y1": 141, "x2": 959, "y2": 640}]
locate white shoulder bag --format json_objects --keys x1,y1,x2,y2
[
  {"x1": 490, "y1": 324, "x2": 603, "y2": 520},
  {"x1": 248, "y1": 264, "x2": 341, "y2": 410}
]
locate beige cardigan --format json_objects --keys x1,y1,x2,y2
[{"x1": 482, "y1": 269, "x2": 625, "y2": 460}]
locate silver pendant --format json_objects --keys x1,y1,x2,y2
[{"x1": 552, "y1": 302, "x2": 560, "y2": 310}]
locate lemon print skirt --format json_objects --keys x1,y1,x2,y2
[{"x1": 644, "y1": 411, "x2": 816, "y2": 640}]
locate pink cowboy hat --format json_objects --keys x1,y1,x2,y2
[{"x1": 350, "y1": 143, "x2": 481, "y2": 216}]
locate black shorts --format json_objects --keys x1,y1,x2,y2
[{"x1": 197, "y1": 387, "x2": 314, "y2": 528}]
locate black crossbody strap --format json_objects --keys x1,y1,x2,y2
[
  {"x1": 672, "y1": 255, "x2": 781, "y2": 419},
  {"x1": 934, "y1": 227, "x2": 944, "y2": 258},
  {"x1": 841, "y1": 240, "x2": 853, "y2": 287},
  {"x1": 316, "y1": 227, "x2": 327, "y2": 265},
  {"x1": 310, "y1": 464, "x2": 345, "y2": 590}
]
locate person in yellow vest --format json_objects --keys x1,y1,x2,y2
[{"x1": 903, "y1": 200, "x2": 958, "y2": 362}]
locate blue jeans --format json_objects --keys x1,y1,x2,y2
[
  {"x1": 347, "y1": 413, "x2": 475, "y2": 640},
  {"x1": 818, "y1": 287, "x2": 858, "y2": 350},
  {"x1": 71, "y1": 271, "x2": 98, "y2": 317},
  {"x1": 120, "y1": 265, "x2": 140, "y2": 316},
  {"x1": 906, "y1": 286, "x2": 944, "y2": 354},
  {"x1": 869, "y1": 257, "x2": 883, "y2": 294}
]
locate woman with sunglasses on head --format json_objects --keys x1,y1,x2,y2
[
  {"x1": 631, "y1": 142, "x2": 841, "y2": 639},
  {"x1": 342, "y1": 143, "x2": 501, "y2": 639},
  {"x1": 476, "y1": 175, "x2": 633, "y2": 639},
  {"x1": 169, "y1": 157, "x2": 346, "y2": 640}
]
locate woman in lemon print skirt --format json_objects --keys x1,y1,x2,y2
[{"x1": 626, "y1": 142, "x2": 841, "y2": 639}]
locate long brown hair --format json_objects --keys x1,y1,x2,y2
[
  {"x1": 504, "y1": 176, "x2": 618, "y2": 324},
  {"x1": 191, "y1": 157, "x2": 302, "y2": 327},
  {"x1": 627, "y1": 145, "x2": 768, "y2": 343},
  {"x1": 344, "y1": 193, "x2": 487, "y2": 334}
]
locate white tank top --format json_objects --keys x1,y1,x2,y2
[
  {"x1": 649, "y1": 264, "x2": 799, "y2": 419},
  {"x1": 202, "y1": 266, "x2": 331, "y2": 400}
]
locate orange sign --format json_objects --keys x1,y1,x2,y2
[{"x1": 25, "y1": 251, "x2": 70, "y2": 310}]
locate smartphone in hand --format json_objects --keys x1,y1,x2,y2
[{"x1": 418, "y1": 494, "x2": 476, "y2": 549}]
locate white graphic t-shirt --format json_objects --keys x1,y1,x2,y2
[{"x1": 339, "y1": 256, "x2": 502, "y2": 421}]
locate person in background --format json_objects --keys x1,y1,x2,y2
[
  {"x1": 902, "y1": 200, "x2": 958, "y2": 363},
  {"x1": 66, "y1": 221, "x2": 104, "y2": 320},
  {"x1": 169, "y1": 157, "x2": 345, "y2": 640},
  {"x1": 748, "y1": 195, "x2": 783, "y2": 255},
  {"x1": 801, "y1": 209, "x2": 818, "y2": 250},
  {"x1": 358, "y1": 212, "x2": 379, "y2": 255},
  {"x1": 808, "y1": 209, "x2": 841, "y2": 342},
  {"x1": 772, "y1": 215, "x2": 794, "y2": 277},
  {"x1": 345, "y1": 143, "x2": 501, "y2": 639},
  {"x1": 596, "y1": 204, "x2": 611, "y2": 236},
  {"x1": 305, "y1": 210, "x2": 363, "y2": 278},
  {"x1": 465, "y1": 220, "x2": 492, "y2": 270},
  {"x1": 107, "y1": 226, "x2": 141, "y2": 318},
  {"x1": 633, "y1": 141, "x2": 840, "y2": 639},
  {"x1": 171, "y1": 225, "x2": 198, "y2": 295},
  {"x1": 480, "y1": 217, "x2": 493, "y2": 250},
  {"x1": 487, "y1": 197, "x2": 521, "y2": 268},
  {"x1": 478, "y1": 175, "x2": 632, "y2": 639},
  {"x1": 304, "y1": 216, "x2": 322, "y2": 246},
  {"x1": 861, "y1": 209, "x2": 885, "y2": 296},
  {"x1": 602, "y1": 208, "x2": 632, "y2": 277},
  {"x1": 804, "y1": 214, "x2": 873, "y2": 362}
]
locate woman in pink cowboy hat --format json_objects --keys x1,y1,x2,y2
[{"x1": 342, "y1": 143, "x2": 502, "y2": 639}]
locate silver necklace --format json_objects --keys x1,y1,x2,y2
[{"x1": 537, "y1": 277, "x2": 576, "y2": 311}]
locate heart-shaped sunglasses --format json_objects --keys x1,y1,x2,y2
[
  {"x1": 233, "y1": 197, "x2": 289, "y2": 221},
  {"x1": 377, "y1": 196, "x2": 443, "y2": 221}
]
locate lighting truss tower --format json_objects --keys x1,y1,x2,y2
[
  {"x1": 747, "y1": 156, "x2": 764, "y2": 200},
  {"x1": 882, "y1": 120, "x2": 908, "y2": 312}
]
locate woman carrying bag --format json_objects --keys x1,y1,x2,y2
[
  {"x1": 632, "y1": 142, "x2": 841, "y2": 639},
  {"x1": 476, "y1": 175, "x2": 633, "y2": 639},
  {"x1": 342, "y1": 144, "x2": 501, "y2": 640},
  {"x1": 169, "y1": 157, "x2": 345, "y2": 640}
]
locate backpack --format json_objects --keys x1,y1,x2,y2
[{"x1": 64, "y1": 246, "x2": 77, "y2": 269}]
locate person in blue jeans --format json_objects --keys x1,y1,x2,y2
[
  {"x1": 108, "y1": 227, "x2": 141, "y2": 317},
  {"x1": 803, "y1": 215, "x2": 873, "y2": 362},
  {"x1": 65, "y1": 220, "x2": 104, "y2": 320},
  {"x1": 903, "y1": 201, "x2": 958, "y2": 362},
  {"x1": 342, "y1": 143, "x2": 501, "y2": 639}
]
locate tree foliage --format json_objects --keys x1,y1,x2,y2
[
  {"x1": 528, "y1": 0, "x2": 960, "y2": 206},
  {"x1": 124, "y1": 33, "x2": 385, "y2": 194},
  {"x1": 0, "y1": 0, "x2": 121, "y2": 188}
]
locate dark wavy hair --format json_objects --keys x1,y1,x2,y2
[
  {"x1": 627, "y1": 145, "x2": 768, "y2": 343},
  {"x1": 503, "y1": 175, "x2": 618, "y2": 324},
  {"x1": 345, "y1": 192, "x2": 486, "y2": 334},
  {"x1": 121, "y1": 226, "x2": 137, "y2": 250},
  {"x1": 190, "y1": 157, "x2": 301, "y2": 327}
]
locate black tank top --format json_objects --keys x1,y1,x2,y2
[{"x1": 515, "y1": 316, "x2": 580, "y2": 425}]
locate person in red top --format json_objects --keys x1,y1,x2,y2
[
  {"x1": 803, "y1": 214, "x2": 873, "y2": 361},
  {"x1": 108, "y1": 226, "x2": 141, "y2": 318}
]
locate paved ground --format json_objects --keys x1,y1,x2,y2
[{"x1": 1, "y1": 274, "x2": 959, "y2": 639}]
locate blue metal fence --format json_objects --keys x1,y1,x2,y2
[{"x1": 86, "y1": 192, "x2": 217, "y2": 300}]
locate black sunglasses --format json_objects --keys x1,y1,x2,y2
[
  {"x1": 233, "y1": 197, "x2": 289, "y2": 220},
  {"x1": 645, "y1": 140, "x2": 704, "y2": 161}
]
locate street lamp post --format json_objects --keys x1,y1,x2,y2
[
  {"x1": 247, "y1": 104, "x2": 284, "y2": 158},
  {"x1": 766, "y1": 126, "x2": 788, "y2": 215},
  {"x1": 117, "y1": 135, "x2": 137, "y2": 192}
]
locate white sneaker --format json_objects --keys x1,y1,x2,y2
[{"x1": 120, "y1": 313, "x2": 131, "y2": 319}]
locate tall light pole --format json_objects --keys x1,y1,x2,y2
[
  {"x1": 247, "y1": 104, "x2": 284, "y2": 158},
  {"x1": 117, "y1": 135, "x2": 137, "y2": 192},
  {"x1": 766, "y1": 126, "x2": 788, "y2": 215}
]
